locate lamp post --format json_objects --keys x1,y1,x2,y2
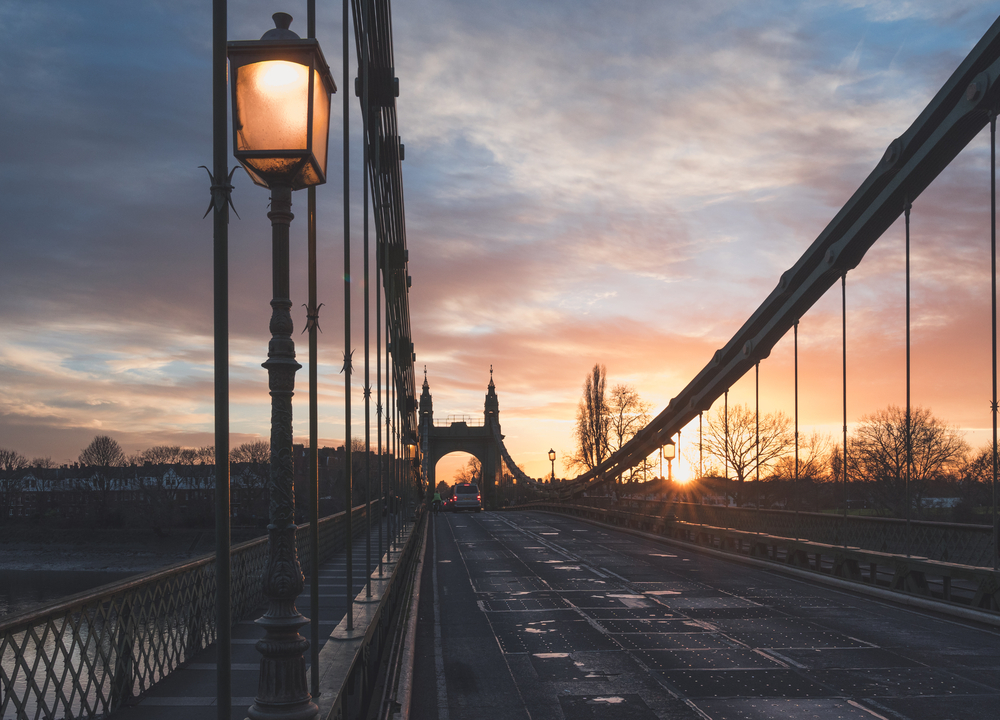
[
  {"x1": 228, "y1": 14, "x2": 335, "y2": 720},
  {"x1": 663, "y1": 440, "x2": 676, "y2": 483},
  {"x1": 548, "y1": 448, "x2": 556, "y2": 484}
]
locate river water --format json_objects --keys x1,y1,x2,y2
[{"x1": 0, "y1": 569, "x2": 134, "y2": 619}]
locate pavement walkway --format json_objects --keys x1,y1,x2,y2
[{"x1": 112, "y1": 517, "x2": 401, "y2": 720}]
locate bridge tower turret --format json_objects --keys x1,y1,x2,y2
[
  {"x1": 483, "y1": 365, "x2": 503, "y2": 508},
  {"x1": 484, "y1": 364, "x2": 499, "y2": 428},
  {"x1": 419, "y1": 366, "x2": 432, "y2": 488}
]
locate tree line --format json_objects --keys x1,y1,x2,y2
[
  {"x1": 1, "y1": 435, "x2": 394, "y2": 529},
  {"x1": 569, "y1": 364, "x2": 996, "y2": 520}
]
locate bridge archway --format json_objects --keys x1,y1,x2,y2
[
  {"x1": 419, "y1": 368, "x2": 504, "y2": 508},
  {"x1": 434, "y1": 451, "x2": 481, "y2": 489}
]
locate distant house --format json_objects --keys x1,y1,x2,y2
[{"x1": 921, "y1": 497, "x2": 960, "y2": 509}]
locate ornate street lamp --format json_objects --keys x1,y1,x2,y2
[
  {"x1": 548, "y1": 448, "x2": 556, "y2": 484},
  {"x1": 663, "y1": 440, "x2": 676, "y2": 483},
  {"x1": 228, "y1": 13, "x2": 335, "y2": 720}
]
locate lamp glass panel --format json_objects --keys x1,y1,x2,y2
[
  {"x1": 311, "y1": 68, "x2": 330, "y2": 177},
  {"x1": 663, "y1": 444, "x2": 676, "y2": 460},
  {"x1": 236, "y1": 60, "x2": 310, "y2": 153}
]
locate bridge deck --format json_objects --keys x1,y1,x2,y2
[
  {"x1": 411, "y1": 510, "x2": 1000, "y2": 720},
  {"x1": 110, "y1": 519, "x2": 393, "y2": 720}
]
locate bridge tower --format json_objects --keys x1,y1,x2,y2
[
  {"x1": 418, "y1": 368, "x2": 504, "y2": 508},
  {"x1": 419, "y1": 366, "x2": 432, "y2": 487}
]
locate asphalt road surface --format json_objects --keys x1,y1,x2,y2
[{"x1": 409, "y1": 510, "x2": 1000, "y2": 720}]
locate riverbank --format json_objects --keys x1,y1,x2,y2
[{"x1": 0, "y1": 526, "x2": 265, "y2": 573}]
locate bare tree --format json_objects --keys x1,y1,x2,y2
[
  {"x1": 136, "y1": 445, "x2": 183, "y2": 465},
  {"x1": 851, "y1": 405, "x2": 968, "y2": 517},
  {"x1": 768, "y1": 431, "x2": 832, "y2": 482},
  {"x1": 79, "y1": 435, "x2": 127, "y2": 468},
  {"x1": 605, "y1": 384, "x2": 652, "y2": 482},
  {"x1": 0, "y1": 448, "x2": 30, "y2": 522},
  {"x1": 567, "y1": 364, "x2": 609, "y2": 472},
  {"x1": 764, "y1": 431, "x2": 831, "y2": 509},
  {"x1": 78, "y1": 436, "x2": 127, "y2": 522},
  {"x1": 607, "y1": 384, "x2": 651, "y2": 452},
  {"x1": 960, "y1": 443, "x2": 995, "y2": 503},
  {"x1": 231, "y1": 441, "x2": 270, "y2": 521},
  {"x1": 180, "y1": 445, "x2": 215, "y2": 465},
  {"x1": 702, "y1": 403, "x2": 793, "y2": 504},
  {"x1": 0, "y1": 448, "x2": 29, "y2": 473},
  {"x1": 232, "y1": 440, "x2": 270, "y2": 464},
  {"x1": 453, "y1": 456, "x2": 482, "y2": 485}
]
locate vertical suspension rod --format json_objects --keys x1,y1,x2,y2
[
  {"x1": 211, "y1": 1, "x2": 231, "y2": 717},
  {"x1": 342, "y1": 0, "x2": 353, "y2": 632},
  {"x1": 842, "y1": 274, "x2": 848, "y2": 540},
  {"x1": 794, "y1": 321, "x2": 799, "y2": 492},
  {"x1": 306, "y1": 0, "x2": 321, "y2": 697},
  {"x1": 755, "y1": 361, "x2": 759, "y2": 509},
  {"x1": 361, "y1": 0, "x2": 372, "y2": 599},
  {"x1": 992, "y1": 112, "x2": 998, "y2": 571},
  {"x1": 905, "y1": 198, "x2": 912, "y2": 558}
]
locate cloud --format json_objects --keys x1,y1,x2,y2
[{"x1": 2, "y1": 0, "x2": 999, "y2": 478}]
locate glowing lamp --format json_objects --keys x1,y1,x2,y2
[
  {"x1": 548, "y1": 449, "x2": 556, "y2": 462},
  {"x1": 662, "y1": 441, "x2": 676, "y2": 461},
  {"x1": 228, "y1": 13, "x2": 336, "y2": 190}
]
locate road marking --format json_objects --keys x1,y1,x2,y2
[
  {"x1": 432, "y1": 519, "x2": 450, "y2": 720},
  {"x1": 847, "y1": 700, "x2": 893, "y2": 719},
  {"x1": 760, "y1": 650, "x2": 808, "y2": 669}
]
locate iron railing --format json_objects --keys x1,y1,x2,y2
[
  {"x1": 0, "y1": 502, "x2": 374, "y2": 720},
  {"x1": 598, "y1": 499, "x2": 996, "y2": 567},
  {"x1": 529, "y1": 500, "x2": 1000, "y2": 614}
]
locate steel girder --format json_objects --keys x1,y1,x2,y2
[
  {"x1": 351, "y1": 0, "x2": 418, "y2": 448},
  {"x1": 560, "y1": 14, "x2": 1000, "y2": 499}
]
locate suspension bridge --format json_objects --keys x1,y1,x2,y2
[{"x1": 4, "y1": 6, "x2": 1000, "y2": 720}]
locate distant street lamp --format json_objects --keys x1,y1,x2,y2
[
  {"x1": 548, "y1": 448, "x2": 556, "y2": 484},
  {"x1": 663, "y1": 440, "x2": 676, "y2": 483},
  {"x1": 228, "y1": 13, "x2": 335, "y2": 720}
]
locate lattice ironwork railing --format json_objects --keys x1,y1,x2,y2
[
  {"x1": 0, "y1": 502, "x2": 375, "y2": 720},
  {"x1": 608, "y1": 499, "x2": 995, "y2": 568}
]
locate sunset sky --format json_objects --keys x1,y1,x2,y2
[{"x1": 2, "y1": 1, "x2": 999, "y2": 482}]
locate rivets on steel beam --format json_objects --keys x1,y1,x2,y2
[
  {"x1": 881, "y1": 137, "x2": 903, "y2": 169},
  {"x1": 966, "y1": 72, "x2": 990, "y2": 103}
]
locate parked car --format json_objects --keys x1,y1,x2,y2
[{"x1": 452, "y1": 483, "x2": 482, "y2": 512}]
